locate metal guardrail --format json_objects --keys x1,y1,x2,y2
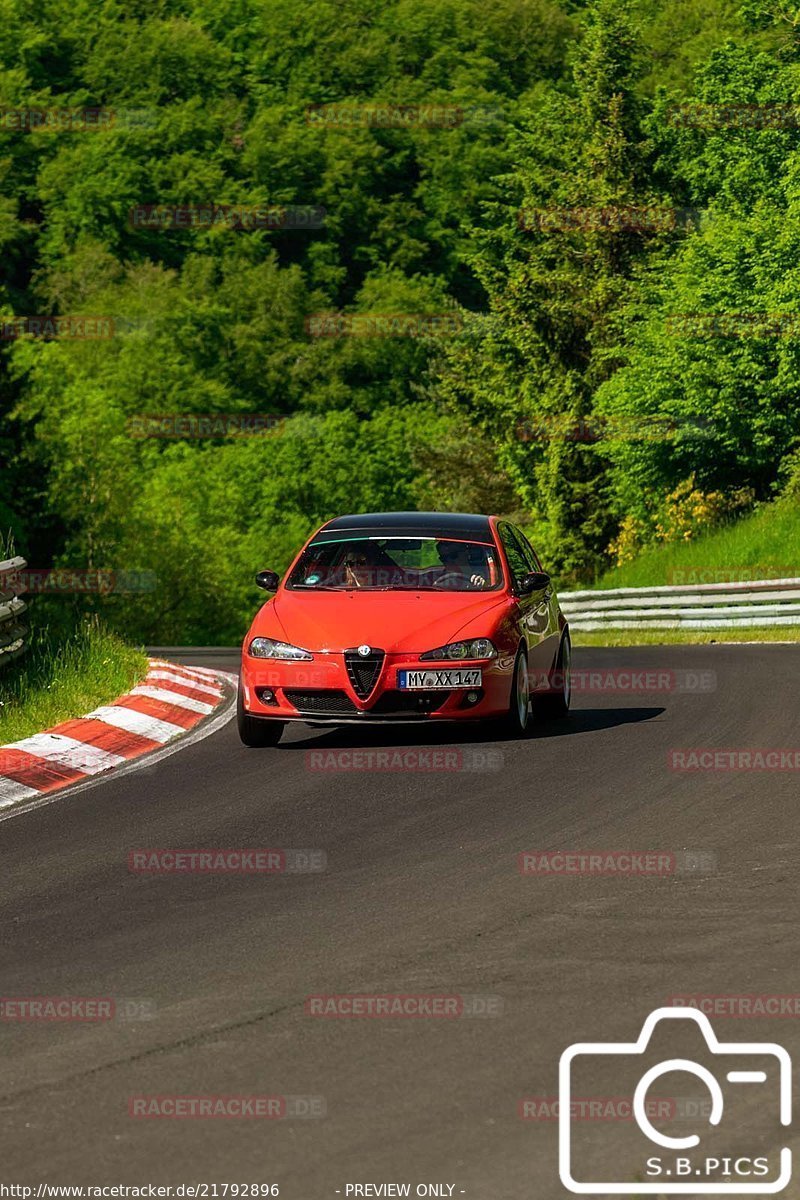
[
  {"x1": 560, "y1": 577, "x2": 800, "y2": 629},
  {"x1": 0, "y1": 557, "x2": 28, "y2": 667}
]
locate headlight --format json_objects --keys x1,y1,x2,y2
[
  {"x1": 248, "y1": 637, "x2": 313, "y2": 661},
  {"x1": 419, "y1": 638, "x2": 497, "y2": 661}
]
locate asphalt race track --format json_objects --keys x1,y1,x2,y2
[{"x1": 2, "y1": 644, "x2": 799, "y2": 1197}]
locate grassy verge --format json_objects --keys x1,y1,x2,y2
[
  {"x1": 572, "y1": 626, "x2": 800, "y2": 647},
  {"x1": 593, "y1": 496, "x2": 800, "y2": 590},
  {"x1": 567, "y1": 494, "x2": 800, "y2": 645},
  {"x1": 0, "y1": 620, "x2": 149, "y2": 744}
]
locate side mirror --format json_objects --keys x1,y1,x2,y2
[
  {"x1": 255, "y1": 570, "x2": 280, "y2": 591},
  {"x1": 517, "y1": 570, "x2": 551, "y2": 596}
]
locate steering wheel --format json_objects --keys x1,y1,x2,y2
[{"x1": 433, "y1": 571, "x2": 465, "y2": 589}]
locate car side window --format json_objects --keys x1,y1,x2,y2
[
  {"x1": 498, "y1": 524, "x2": 529, "y2": 589},
  {"x1": 512, "y1": 527, "x2": 543, "y2": 573}
]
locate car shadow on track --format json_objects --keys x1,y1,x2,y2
[{"x1": 277, "y1": 706, "x2": 666, "y2": 750}]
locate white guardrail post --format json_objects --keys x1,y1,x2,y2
[
  {"x1": 0, "y1": 557, "x2": 28, "y2": 667},
  {"x1": 559, "y1": 577, "x2": 800, "y2": 629}
]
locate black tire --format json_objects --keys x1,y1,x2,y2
[
  {"x1": 533, "y1": 631, "x2": 571, "y2": 720},
  {"x1": 237, "y1": 684, "x2": 285, "y2": 747},
  {"x1": 498, "y1": 646, "x2": 531, "y2": 737}
]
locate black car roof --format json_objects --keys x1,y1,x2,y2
[{"x1": 315, "y1": 512, "x2": 495, "y2": 543}]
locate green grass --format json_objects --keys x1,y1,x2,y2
[
  {"x1": 0, "y1": 619, "x2": 148, "y2": 744},
  {"x1": 572, "y1": 625, "x2": 800, "y2": 647},
  {"x1": 592, "y1": 495, "x2": 800, "y2": 590},
  {"x1": 566, "y1": 494, "x2": 800, "y2": 646}
]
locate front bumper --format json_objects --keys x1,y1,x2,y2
[{"x1": 240, "y1": 651, "x2": 513, "y2": 723}]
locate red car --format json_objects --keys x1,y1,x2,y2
[{"x1": 237, "y1": 512, "x2": 570, "y2": 745}]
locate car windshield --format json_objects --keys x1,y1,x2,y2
[{"x1": 286, "y1": 535, "x2": 503, "y2": 591}]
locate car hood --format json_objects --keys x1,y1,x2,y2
[{"x1": 257, "y1": 590, "x2": 509, "y2": 653}]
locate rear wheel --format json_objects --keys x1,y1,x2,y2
[
  {"x1": 237, "y1": 683, "x2": 285, "y2": 747},
  {"x1": 533, "y1": 632, "x2": 571, "y2": 720},
  {"x1": 498, "y1": 647, "x2": 530, "y2": 737}
]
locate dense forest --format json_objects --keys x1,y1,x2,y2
[{"x1": 1, "y1": 0, "x2": 799, "y2": 642}]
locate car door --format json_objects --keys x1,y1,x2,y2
[
  {"x1": 511, "y1": 524, "x2": 562, "y2": 678},
  {"x1": 497, "y1": 522, "x2": 553, "y2": 679}
]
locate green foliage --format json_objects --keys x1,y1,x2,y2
[
  {"x1": 1, "y1": 0, "x2": 798, "y2": 638},
  {"x1": 594, "y1": 492, "x2": 800, "y2": 588}
]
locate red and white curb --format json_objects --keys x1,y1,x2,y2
[{"x1": 0, "y1": 659, "x2": 235, "y2": 812}]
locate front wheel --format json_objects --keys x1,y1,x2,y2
[
  {"x1": 498, "y1": 648, "x2": 530, "y2": 737},
  {"x1": 237, "y1": 684, "x2": 285, "y2": 747}
]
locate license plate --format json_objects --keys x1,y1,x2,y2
[{"x1": 398, "y1": 668, "x2": 482, "y2": 690}]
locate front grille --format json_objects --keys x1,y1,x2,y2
[
  {"x1": 371, "y1": 690, "x2": 452, "y2": 715},
  {"x1": 284, "y1": 689, "x2": 359, "y2": 715},
  {"x1": 344, "y1": 648, "x2": 385, "y2": 698}
]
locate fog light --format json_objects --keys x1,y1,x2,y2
[
  {"x1": 467, "y1": 691, "x2": 479, "y2": 703},
  {"x1": 256, "y1": 687, "x2": 278, "y2": 706}
]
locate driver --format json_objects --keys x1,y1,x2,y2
[
  {"x1": 341, "y1": 545, "x2": 378, "y2": 588},
  {"x1": 340, "y1": 542, "x2": 399, "y2": 588},
  {"x1": 435, "y1": 541, "x2": 487, "y2": 589}
]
